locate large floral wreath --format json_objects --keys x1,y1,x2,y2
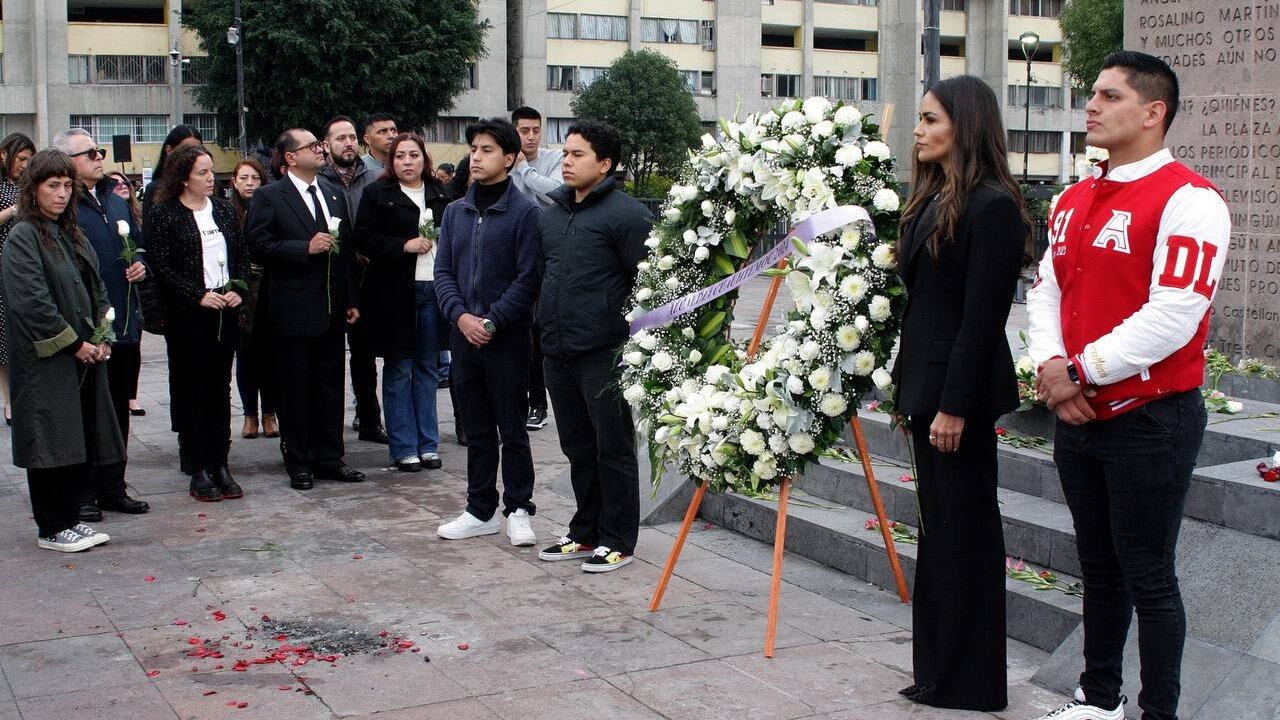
[{"x1": 621, "y1": 96, "x2": 906, "y2": 496}]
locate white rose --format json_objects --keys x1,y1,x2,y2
[
  {"x1": 788, "y1": 434, "x2": 816, "y2": 455},
  {"x1": 808, "y1": 367, "x2": 832, "y2": 391},
  {"x1": 105, "y1": 307, "x2": 116, "y2": 323},
  {"x1": 623, "y1": 384, "x2": 647, "y2": 403},
  {"x1": 663, "y1": 207, "x2": 682, "y2": 221},
  {"x1": 1085, "y1": 145, "x2": 1109, "y2": 163},
  {"x1": 651, "y1": 351, "x2": 674, "y2": 372},
  {"x1": 781, "y1": 111, "x2": 807, "y2": 131},
  {"x1": 636, "y1": 288, "x2": 653, "y2": 302},
  {"x1": 852, "y1": 351, "x2": 876, "y2": 376},
  {"x1": 678, "y1": 185, "x2": 700, "y2": 203},
  {"x1": 701, "y1": 200, "x2": 715, "y2": 217},
  {"x1": 872, "y1": 188, "x2": 900, "y2": 212},
  {"x1": 864, "y1": 141, "x2": 892, "y2": 161},
  {"x1": 701, "y1": 133, "x2": 717, "y2": 149},
  {"x1": 1225, "y1": 400, "x2": 1244, "y2": 414},
  {"x1": 424, "y1": 208, "x2": 433, "y2": 223},
  {"x1": 836, "y1": 326, "x2": 860, "y2": 351},
  {"x1": 645, "y1": 236, "x2": 661, "y2": 249},
  {"x1": 1015, "y1": 356, "x2": 1036, "y2": 375},
  {"x1": 802, "y1": 96, "x2": 832, "y2": 123},
  {"x1": 657, "y1": 255, "x2": 677, "y2": 271},
  {"x1": 835, "y1": 145, "x2": 863, "y2": 167},
  {"x1": 694, "y1": 246, "x2": 710, "y2": 262},
  {"x1": 786, "y1": 375, "x2": 805, "y2": 395},
  {"x1": 810, "y1": 120, "x2": 835, "y2": 139},
  {"x1": 872, "y1": 368, "x2": 893, "y2": 390},
  {"x1": 683, "y1": 229, "x2": 699, "y2": 245},
  {"x1": 637, "y1": 261, "x2": 651, "y2": 272},
  {"x1": 871, "y1": 244, "x2": 896, "y2": 269},
  {"x1": 834, "y1": 105, "x2": 862, "y2": 127},
  {"x1": 327, "y1": 216, "x2": 342, "y2": 234},
  {"x1": 724, "y1": 209, "x2": 736, "y2": 225},
  {"x1": 854, "y1": 315, "x2": 870, "y2": 332},
  {"x1": 116, "y1": 219, "x2": 130, "y2": 237},
  {"x1": 637, "y1": 332, "x2": 657, "y2": 351},
  {"x1": 869, "y1": 295, "x2": 891, "y2": 322},
  {"x1": 688, "y1": 349, "x2": 703, "y2": 363},
  {"x1": 740, "y1": 429, "x2": 767, "y2": 456},
  {"x1": 820, "y1": 393, "x2": 848, "y2": 417},
  {"x1": 624, "y1": 351, "x2": 644, "y2": 366},
  {"x1": 799, "y1": 341, "x2": 822, "y2": 361}
]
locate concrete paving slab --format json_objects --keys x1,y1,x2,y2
[
  {"x1": 616, "y1": 658, "x2": 815, "y2": 719},
  {"x1": 0, "y1": 633, "x2": 143, "y2": 699},
  {"x1": 478, "y1": 678, "x2": 664, "y2": 720},
  {"x1": 15, "y1": 681, "x2": 179, "y2": 720}
]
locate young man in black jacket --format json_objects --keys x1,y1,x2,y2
[{"x1": 535, "y1": 120, "x2": 653, "y2": 572}]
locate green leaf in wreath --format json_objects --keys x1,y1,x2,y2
[
  {"x1": 712, "y1": 252, "x2": 737, "y2": 277},
  {"x1": 698, "y1": 310, "x2": 726, "y2": 339},
  {"x1": 723, "y1": 230, "x2": 750, "y2": 259},
  {"x1": 708, "y1": 342, "x2": 735, "y2": 367}
]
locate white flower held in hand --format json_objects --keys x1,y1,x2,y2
[
  {"x1": 327, "y1": 216, "x2": 342, "y2": 235},
  {"x1": 116, "y1": 219, "x2": 131, "y2": 237},
  {"x1": 105, "y1": 307, "x2": 116, "y2": 323}
]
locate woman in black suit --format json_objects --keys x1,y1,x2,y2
[
  {"x1": 355, "y1": 133, "x2": 449, "y2": 472},
  {"x1": 145, "y1": 146, "x2": 249, "y2": 502},
  {"x1": 890, "y1": 75, "x2": 1031, "y2": 711}
]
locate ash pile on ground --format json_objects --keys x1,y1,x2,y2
[{"x1": 256, "y1": 618, "x2": 389, "y2": 656}]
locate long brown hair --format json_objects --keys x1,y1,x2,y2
[
  {"x1": 380, "y1": 133, "x2": 438, "y2": 186},
  {"x1": 16, "y1": 149, "x2": 87, "y2": 257},
  {"x1": 109, "y1": 171, "x2": 142, "y2": 225},
  {"x1": 1, "y1": 132, "x2": 36, "y2": 181},
  {"x1": 153, "y1": 145, "x2": 214, "y2": 203},
  {"x1": 899, "y1": 75, "x2": 1032, "y2": 263},
  {"x1": 229, "y1": 157, "x2": 266, "y2": 226}
]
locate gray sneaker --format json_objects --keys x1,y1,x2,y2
[
  {"x1": 37, "y1": 529, "x2": 97, "y2": 553},
  {"x1": 71, "y1": 523, "x2": 110, "y2": 547}
]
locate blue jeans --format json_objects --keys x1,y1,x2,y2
[{"x1": 382, "y1": 282, "x2": 441, "y2": 462}]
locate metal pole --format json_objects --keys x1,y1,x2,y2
[
  {"x1": 922, "y1": 0, "x2": 941, "y2": 91},
  {"x1": 1023, "y1": 58, "x2": 1032, "y2": 183},
  {"x1": 235, "y1": 0, "x2": 246, "y2": 156}
]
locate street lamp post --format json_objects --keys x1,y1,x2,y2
[
  {"x1": 227, "y1": 0, "x2": 247, "y2": 156},
  {"x1": 1019, "y1": 31, "x2": 1040, "y2": 184}
]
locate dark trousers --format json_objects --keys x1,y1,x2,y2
[
  {"x1": 544, "y1": 347, "x2": 639, "y2": 555},
  {"x1": 167, "y1": 308, "x2": 237, "y2": 470},
  {"x1": 1055, "y1": 389, "x2": 1204, "y2": 720},
  {"x1": 528, "y1": 323, "x2": 547, "y2": 412},
  {"x1": 30, "y1": 464, "x2": 90, "y2": 537},
  {"x1": 452, "y1": 331, "x2": 535, "y2": 520},
  {"x1": 908, "y1": 414, "x2": 1007, "y2": 711},
  {"x1": 82, "y1": 341, "x2": 140, "y2": 502},
  {"x1": 348, "y1": 314, "x2": 381, "y2": 429},
  {"x1": 274, "y1": 321, "x2": 346, "y2": 473},
  {"x1": 236, "y1": 321, "x2": 277, "y2": 417}
]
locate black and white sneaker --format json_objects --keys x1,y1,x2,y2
[
  {"x1": 395, "y1": 457, "x2": 422, "y2": 473},
  {"x1": 37, "y1": 529, "x2": 97, "y2": 553},
  {"x1": 538, "y1": 536, "x2": 595, "y2": 561},
  {"x1": 420, "y1": 452, "x2": 442, "y2": 469},
  {"x1": 1031, "y1": 694, "x2": 1125, "y2": 720},
  {"x1": 526, "y1": 407, "x2": 547, "y2": 430},
  {"x1": 71, "y1": 523, "x2": 110, "y2": 547},
  {"x1": 582, "y1": 546, "x2": 632, "y2": 573}
]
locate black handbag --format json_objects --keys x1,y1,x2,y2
[{"x1": 135, "y1": 277, "x2": 166, "y2": 335}]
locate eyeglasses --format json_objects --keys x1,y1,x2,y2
[
  {"x1": 69, "y1": 147, "x2": 108, "y2": 161},
  {"x1": 289, "y1": 140, "x2": 326, "y2": 155}
]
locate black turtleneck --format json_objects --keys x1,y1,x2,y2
[{"x1": 474, "y1": 177, "x2": 510, "y2": 214}]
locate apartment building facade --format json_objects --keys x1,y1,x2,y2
[{"x1": 1, "y1": 0, "x2": 1086, "y2": 181}]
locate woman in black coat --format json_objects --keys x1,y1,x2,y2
[
  {"x1": 355, "y1": 133, "x2": 449, "y2": 472},
  {"x1": 144, "y1": 146, "x2": 249, "y2": 502},
  {"x1": 889, "y1": 75, "x2": 1031, "y2": 711}
]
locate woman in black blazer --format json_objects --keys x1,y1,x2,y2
[
  {"x1": 889, "y1": 75, "x2": 1031, "y2": 711},
  {"x1": 354, "y1": 133, "x2": 449, "y2": 472},
  {"x1": 145, "y1": 146, "x2": 249, "y2": 502}
]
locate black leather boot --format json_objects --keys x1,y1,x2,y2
[
  {"x1": 211, "y1": 466, "x2": 244, "y2": 499},
  {"x1": 99, "y1": 494, "x2": 150, "y2": 514},
  {"x1": 189, "y1": 469, "x2": 223, "y2": 502}
]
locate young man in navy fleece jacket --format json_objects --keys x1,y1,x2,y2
[{"x1": 433, "y1": 118, "x2": 543, "y2": 548}]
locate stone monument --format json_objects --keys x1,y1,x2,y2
[{"x1": 1128, "y1": 0, "x2": 1280, "y2": 362}]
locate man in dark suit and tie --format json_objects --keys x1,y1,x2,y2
[{"x1": 246, "y1": 128, "x2": 365, "y2": 489}]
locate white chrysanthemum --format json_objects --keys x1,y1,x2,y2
[
  {"x1": 820, "y1": 393, "x2": 848, "y2": 417},
  {"x1": 840, "y1": 274, "x2": 868, "y2": 303},
  {"x1": 788, "y1": 434, "x2": 816, "y2": 455},
  {"x1": 836, "y1": 325, "x2": 860, "y2": 351},
  {"x1": 808, "y1": 366, "x2": 832, "y2": 391},
  {"x1": 688, "y1": 349, "x2": 702, "y2": 363},
  {"x1": 753, "y1": 458, "x2": 779, "y2": 480},
  {"x1": 623, "y1": 384, "x2": 647, "y2": 403},
  {"x1": 768, "y1": 433, "x2": 788, "y2": 453},
  {"x1": 694, "y1": 246, "x2": 710, "y2": 262},
  {"x1": 834, "y1": 105, "x2": 862, "y2": 127},
  {"x1": 802, "y1": 96, "x2": 832, "y2": 123},
  {"x1": 872, "y1": 368, "x2": 893, "y2": 390},
  {"x1": 852, "y1": 351, "x2": 876, "y2": 376},
  {"x1": 652, "y1": 351, "x2": 674, "y2": 372},
  {"x1": 835, "y1": 145, "x2": 863, "y2": 167},
  {"x1": 740, "y1": 429, "x2": 767, "y2": 456},
  {"x1": 810, "y1": 120, "x2": 835, "y2": 139},
  {"x1": 786, "y1": 374, "x2": 805, "y2": 395},
  {"x1": 864, "y1": 141, "x2": 892, "y2": 161},
  {"x1": 871, "y1": 244, "x2": 896, "y2": 269},
  {"x1": 636, "y1": 288, "x2": 653, "y2": 302},
  {"x1": 781, "y1": 111, "x2": 807, "y2": 131},
  {"x1": 799, "y1": 341, "x2": 822, "y2": 361},
  {"x1": 839, "y1": 229, "x2": 861, "y2": 250},
  {"x1": 872, "y1": 188, "x2": 900, "y2": 212},
  {"x1": 624, "y1": 351, "x2": 644, "y2": 366},
  {"x1": 809, "y1": 308, "x2": 829, "y2": 330},
  {"x1": 760, "y1": 110, "x2": 780, "y2": 126},
  {"x1": 869, "y1": 295, "x2": 892, "y2": 322}
]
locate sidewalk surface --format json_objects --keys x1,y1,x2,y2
[{"x1": 0, "y1": 281, "x2": 1058, "y2": 719}]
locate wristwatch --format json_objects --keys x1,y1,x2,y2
[
  {"x1": 1066, "y1": 359, "x2": 1081, "y2": 385},
  {"x1": 482, "y1": 318, "x2": 496, "y2": 334}
]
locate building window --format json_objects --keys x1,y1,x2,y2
[
  {"x1": 815, "y1": 0, "x2": 879, "y2": 5},
  {"x1": 182, "y1": 56, "x2": 210, "y2": 85},
  {"x1": 1008, "y1": 84, "x2": 1063, "y2": 108},
  {"x1": 183, "y1": 114, "x2": 220, "y2": 143},
  {"x1": 1008, "y1": 44, "x2": 1054, "y2": 62},
  {"x1": 1071, "y1": 90, "x2": 1088, "y2": 109},
  {"x1": 680, "y1": 70, "x2": 716, "y2": 96},
  {"x1": 641, "y1": 18, "x2": 700, "y2": 44},
  {"x1": 762, "y1": 32, "x2": 796, "y2": 48},
  {"x1": 1009, "y1": 0, "x2": 1062, "y2": 18},
  {"x1": 1007, "y1": 130, "x2": 1062, "y2": 154},
  {"x1": 547, "y1": 65, "x2": 576, "y2": 92},
  {"x1": 463, "y1": 63, "x2": 478, "y2": 90},
  {"x1": 579, "y1": 14, "x2": 628, "y2": 41},
  {"x1": 578, "y1": 67, "x2": 608, "y2": 88},
  {"x1": 942, "y1": 0, "x2": 967, "y2": 10},
  {"x1": 70, "y1": 115, "x2": 170, "y2": 144},
  {"x1": 94, "y1": 55, "x2": 167, "y2": 84},
  {"x1": 424, "y1": 117, "x2": 477, "y2": 144},
  {"x1": 1070, "y1": 131, "x2": 1087, "y2": 154},
  {"x1": 0, "y1": 54, "x2": 5, "y2": 84},
  {"x1": 814, "y1": 34, "x2": 869, "y2": 52},
  {"x1": 940, "y1": 43, "x2": 964, "y2": 57},
  {"x1": 547, "y1": 13, "x2": 576, "y2": 39},
  {"x1": 68, "y1": 55, "x2": 92, "y2": 84},
  {"x1": 546, "y1": 117, "x2": 577, "y2": 145},
  {"x1": 814, "y1": 75, "x2": 878, "y2": 101},
  {"x1": 700, "y1": 20, "x2": 716, "y2": 50},
  {"x1": 761, "y1": 73, "x2": 801, "y2": 98}
]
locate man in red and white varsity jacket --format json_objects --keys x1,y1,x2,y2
[{"x1": 1025, "y1": 53, "x2": 1230, "y2": 720}]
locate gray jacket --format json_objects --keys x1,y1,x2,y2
[
  {"x1": 320, "y1": 161, "x2": 375, "y2": 225},
  {"x1": 510, "y1": 148, "x2": 565, "y2": 209}
]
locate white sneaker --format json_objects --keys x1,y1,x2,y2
[
  {"x1": 71, "y1": 523, "x2": 110, "y2": 547},
  {"x1": 437, "y1": 511, "x2": 501, "y2": 540},
  {"x1": 507, "y1": 509, "x2": 536, "y2": 547},
  {"x1": 37, "y1": 529, "x2": 97, "y2": 553},
  {"x1": 1032, "y1": 693, "x2": 1125, "y2": 720}
]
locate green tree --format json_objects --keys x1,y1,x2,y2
[
  {"x1": 570, "y1": 50, "x2": 701, "y2": 194},
  {"x1": 184, "y1": 0, "x2": 486, "y2": 144},
  {"x1": 1059, "y1": 0, "x2": 1123, "y2": 90}
]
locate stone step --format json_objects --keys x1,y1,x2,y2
[
  {"x1": 851, "y1": 407, "x2": 1280, "y2": 540},
  {"x1": 698, "y1": 488, "x2": 1084, "y2": 653},
  {"x1": 799, "y1": 456, "x2": 1083, "y2": 576}
]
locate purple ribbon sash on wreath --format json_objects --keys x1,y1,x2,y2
[{"x1": 628, "y1": 205, "x2": 873, "y2": 335}]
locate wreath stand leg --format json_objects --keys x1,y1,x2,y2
[
  {"x1": 764, "y1": 476, "x2": 791, "y2": 657},
  {"x1": 648, "y1": 480, "x2": 707, "y2": 613}
]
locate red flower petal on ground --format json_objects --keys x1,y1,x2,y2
[
  {"x1": 278, "y1": 685, "x2": 292, "y2": 691},
  {"x1": 1264, "y1": 470, "x2": 1279, "y2": 482},
  {"x1": 212, "y1": 611, "x2": 226, "y2": 621},
  {"x1": 198, "y1": 513, "x2": 207, "y2": 518},
  {"x1": 143, "y1": 576, "x2": 156, "y2": 582},
  {"x1": 187, "y1": 637, "x2": 201, "y2": 644},
  {"x1": 146, "y1": 670, "x2": 160, "y2": 677},
  {"x1": 202, "y1": 690, "x2": 217, "y2": 696},
  {"x1": 237, "y1": 702, "x2": 249, "y2": 709},
  {"x1": 898, "y1": 474, "x2": 913, "y2": 483},
  {"x1": 260, "y1": 614, "x2": 271, "y2": 622},
  {"x1": 457, "y1": 643, "x2": 470, "y2": 650},
  {"x1": 173, "y1": 619, "x2": 189, "y2": 626},
  {"x1": 352, "y1": 554, "x2": 363, "y2": 560}
]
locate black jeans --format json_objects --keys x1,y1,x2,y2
[
  {"x1": 544, "y1": 347, "x2": 639, "y2": 555},
  {"x1": 167, "y1": 307, "x2": 238, "y2": 470},
  {"x1": 1054, "y1": 389, "x2": 1205, "y2": 720},
  {"x1": 528, "y1": 322, "x2": 547, "y2": 412},
  {"x1": 236, "y1": 322, "x2": 277, "y2": 417},
  {"x1": 30, "y1": 464, "x2": 90, "y2": 537},
  {"x1": 348, "y1": 311, "x2": 382, "y2": 429},
  {"x1": 85, "y1": 342, "x2": 140, "y2": 502},
  {"x1": 452, "y1": 330, "x2": 535, "y2": 521}
]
